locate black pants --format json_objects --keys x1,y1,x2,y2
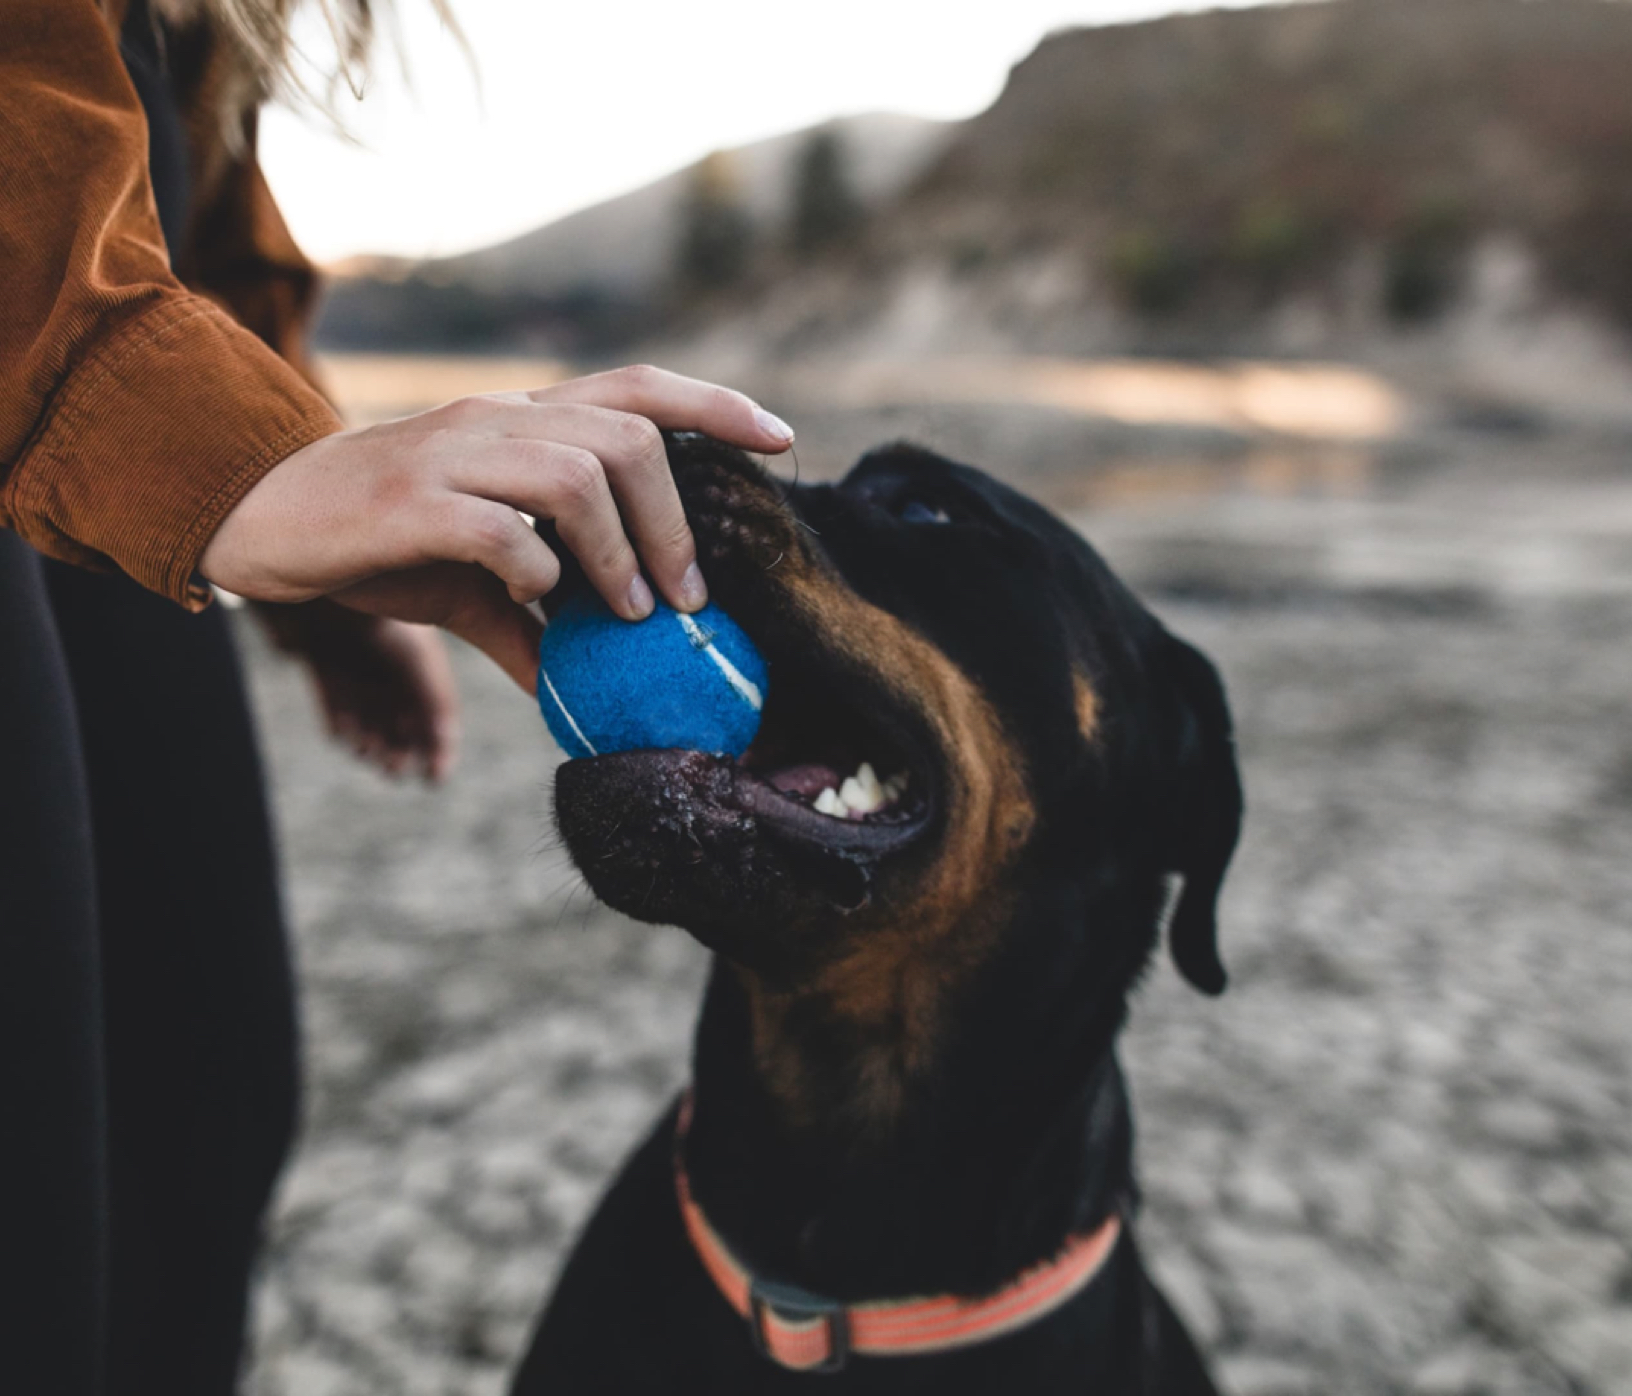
[{"x1": 0, "y1": 529, "x2": 299, "y2": 1395}]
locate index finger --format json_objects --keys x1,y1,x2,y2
[{"x1": 528, "y1": 365, "x2": 795, "y2": 455}]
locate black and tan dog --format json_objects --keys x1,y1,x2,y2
[{"x1": 511, "y1": 434, "x2": 1241, "y2": 1394}]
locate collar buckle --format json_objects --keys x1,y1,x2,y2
[{"x1": 748, "y1": 1275, "x2": 851, "y2": 1374}]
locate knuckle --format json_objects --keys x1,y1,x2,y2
[
  {"x1": 707, "y1": 384, "x2": 744, "y2": 421},
  {"x1": 443, "y1": 392, "x2": 518, "y2": 427},
  {"x1": 438, "y1": 395, "x2": 486, "y2": 426},
  {"x1": 618, "y1": 363, "x2": 662, "y2": 394},
  {"x1": 655, "y1": 516, "x2": 695, "y2": 555},
  {"x1": 612, "y1": 411, "x2": 665, "y2": 463},
  {"x1": 596, "y1": 542, "x2": 637, "y2": 579},
  {"x1": 551, "y1": 447, "x2": 605, "y2": 506},
  {"x1": 467, "y1": 504, "x2": 519, "y2": 557}
]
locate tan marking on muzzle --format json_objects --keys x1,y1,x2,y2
[
  {"x1": 1074, "y1": 672, "x2": 1101, "y2": 744},
  {"x1": 734, "y1": 511, "x2": 1037, "y2": 1134}
]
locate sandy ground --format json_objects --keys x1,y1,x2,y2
[
  {"x1": 318, "y1": 352, "x2": 1405, "y2": 441},
  {"x1": 241, "y1": 388, "x2": 1632, "y2": 1396}
]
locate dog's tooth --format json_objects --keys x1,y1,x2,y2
[
  {"x1": 814, "y1": 788, "x2": 846, "y2": 818},
  {"x1": 882, "y1": 771, "x2": 909, "y2": 801},
  {"x1": 854, "y1": 763, "x2": 883, "y2": 805},
  {"x1": 839, "y1": 774, "x2": 882, "y2": 815}
]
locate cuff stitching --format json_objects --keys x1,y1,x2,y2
[
  {"x1": 169, "y1": 417, "x2": 333, "y2": 606},
  {"x1": 6, "y1": 295, "x2": 340, "y2": 607}
]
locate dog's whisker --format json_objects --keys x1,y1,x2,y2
[
  {"x1": 764, "y1": 442, "x2": 803, "y2": 506},
  {"x1": 540, "y1": 877, "x2": 583, "y2": 924}
]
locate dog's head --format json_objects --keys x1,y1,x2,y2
[{"x1": 548, "y1": 436, "x2": 1241, "y2": 1120}]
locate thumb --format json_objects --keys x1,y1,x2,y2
[
  {"x1": 334, "y1": 564, "x2": 543, "y2": 694},
  {"x1": 440, "y1": 575, "x2": 544, "y2": 694}
]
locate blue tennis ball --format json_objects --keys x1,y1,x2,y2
[{"x1": 536, "y1": 593, "x2": 768, "y2": 760}]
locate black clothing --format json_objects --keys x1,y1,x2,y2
[{"x1": 0, "y1": 10, "x2": 299, "y2": 1390}]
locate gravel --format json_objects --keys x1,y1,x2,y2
[{"x1": 242, "y1": 424, "x2": 1632, "y2": 1395}]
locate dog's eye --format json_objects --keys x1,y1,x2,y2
[{"x1": 898, "y1": 500, "x2": 951, "y2": 525}]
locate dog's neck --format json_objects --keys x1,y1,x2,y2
[{"x1": 681, "y1": 935, "x2": 1139, "y2": 1303}]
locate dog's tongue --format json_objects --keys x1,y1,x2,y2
[{"x1": 764, "y1": 763, "x2": 844, "y2": 798}]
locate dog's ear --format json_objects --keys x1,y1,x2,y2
[{"x1": 1157, "y1": 637, "x2": 1243, "y2": 996}]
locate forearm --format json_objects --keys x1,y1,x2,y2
[{"x1": 0, "y1": 0, "x2": 341, "y2": 609}]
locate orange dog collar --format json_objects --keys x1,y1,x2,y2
[{"x1": 673, "y1": 1094, "x2": 1123, "y2": 1373}]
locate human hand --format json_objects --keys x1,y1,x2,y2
[
  {"x1": 331, "y1": 562, "x2": 543, "y2": 696},
  {"x1": 201, "y1": 365, "x2": 795, "y2": 688},
  {"x1": 258, "y1": 602, "x2": 460, "y2": 780}
]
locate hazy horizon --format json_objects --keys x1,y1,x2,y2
[{"x1": 260, "y1": 0, "x2": 1288, "y2": 267}]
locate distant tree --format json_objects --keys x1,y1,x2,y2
[
  {"x1": 1384, "y1": 193, "x2": 1468, "y2": 324},
  {"x1": 789, "y1": 130, "x2": 863, "y2": 255},
  {"x1": 675, "y1": 151, "x2": 754, "y2": 292},
  {"x1": 1228, "y1": 196, "x2": 1318, "y2": 300},
  {"x1": 1105, "y1": 227, "x2": 1198, "y2": 316}
]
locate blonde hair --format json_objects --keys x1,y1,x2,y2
[{"x1": 151, "y1": 0, "x2": 464, "y2": 135}]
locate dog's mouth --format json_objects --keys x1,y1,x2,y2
[
  {"x1": 553, "y1": 626, "x2": 937, "y2": 882},
  {"x1": 549, "y1": 445, "x2": 942, "y2": 931},
  {"x1": 730, "y1": 644, "x2": 933, "y2": 855}
]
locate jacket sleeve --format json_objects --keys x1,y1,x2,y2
[
  {"x1": 0, "y1": 0, "x2": 343, "y2": 609},
  {"x1": 182, "y1": 108, "x2": 335, "y2": 401}
]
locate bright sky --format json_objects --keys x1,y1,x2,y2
[{"x1": 260, "y1": 0, "x2": 1277, "y2": 266}]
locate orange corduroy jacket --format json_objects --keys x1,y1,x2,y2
[{"x1": 1, "y1": 0, "x2": 344, "y2": 610}]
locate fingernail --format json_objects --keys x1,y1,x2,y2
[
  {"x1": 678, "y1": 562, "x2": 708, "y2": 611},
  {"x1": 753, "y1": 406, "x2": 795, "y2": 443},
  {"x1": 627, "y1": 573, "x2": 655, "y2": 619}
]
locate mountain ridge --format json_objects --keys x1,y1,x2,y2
[
  {"x1": 319, "y1": 0, "x2": 1632, "y2": 401},
  {"x1": 315, "y1": 112, "x2": 948, "y2": 352}
]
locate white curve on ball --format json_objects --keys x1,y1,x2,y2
[
  {"x1": 538, "y1": 664, "x2": 600, "y2": 757},
  {"x1": 677, "y1": 613, "x2": 764, "y2": 712}
]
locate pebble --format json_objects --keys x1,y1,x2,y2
[
  {"x1": 1225, "y1": 1158, "x2": 1307, "y2": 1226},
  {"x1": 1485, "y1": 1232, "x2": 1627, "y2": 1334},
  {"x1": 1407, "y1": 1344, "x2": 1498, "y2": 1395},
  {"x1": 1545, "y1": 1308, "x2": 1632, "y2": 1392},
  {"x1": 1214, "y1": 1355, "x2": 1325, "y2": 1395}
]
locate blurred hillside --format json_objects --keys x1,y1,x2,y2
[
  {"x1": 317, "y1": 0, "x2": 1632, "y2": 419},
  {"x1": 318, "y1": 113, "x2": 947, "y2": 356}
]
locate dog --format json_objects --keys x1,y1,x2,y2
[{"x1": 511, "y1": 434, "x2": 1242, "y2": 1394}]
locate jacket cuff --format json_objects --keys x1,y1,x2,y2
[{"x1": 5, "y1": 294, "x2": 343, "y2": 609}]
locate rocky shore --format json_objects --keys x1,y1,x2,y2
[{"x1": 242, "y1": 419, "x2": 1632, "y2": 1396}]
